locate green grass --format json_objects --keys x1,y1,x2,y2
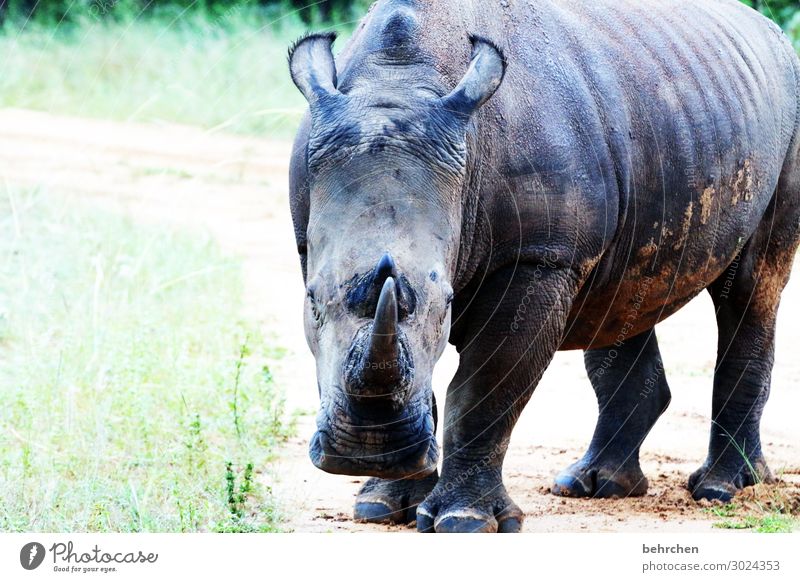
[
  {"x1": 712, "y1": 512, "x2": 797, "y2": 533},
  {"x1": 0, "y1": 11, "x2": 321, "y2": 137},
  {"x1": 706, "y1": 494, "x2": 799, "y2": 534},
  {"x1": 0, "y1": 187, "x2": 291, "y2": 532}
]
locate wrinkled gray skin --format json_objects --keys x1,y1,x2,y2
[{"x1": 288, "y1": 0, "x2": 800, "y2": 532}]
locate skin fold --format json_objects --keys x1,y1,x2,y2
[{"x1": 287, "y1": 0, "x2": 800, "y2": 532}]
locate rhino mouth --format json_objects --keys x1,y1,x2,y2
[{"x1": 308, "y1": 400, "x2": 437, "y2": 479}]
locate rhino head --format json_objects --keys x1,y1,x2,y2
[{"x1": 288, "y1": 28, "x2": 506, "y2": 479}]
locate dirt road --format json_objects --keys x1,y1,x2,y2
[{"x1": 2, "y1": 108, "x2": 797, "y2": 532}]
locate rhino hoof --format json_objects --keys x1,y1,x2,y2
[
  {"x1": 354, "y1": 500, "x2": 407, "y2": 524},
  {"x1": 416, "y1": 480, "x2": 523, "y2": 533},
  {"x1": 354, "y1": 473, "x2": 438, "y2": 525},
  {"x1": 552, "y1": 463, "x2": 648, "y2": 498},
  {"x1": 428, "y1": 515, "x2": 497, "y2": 534},
  {"x1": 417, "y1": 508, "x2": 519, "y2": 534},
  {"x1": 688, "y1": 482, "x2": 737, "y2": 503},
  {"x1": 688, "y1": 461, "x2": 773, "y2": 502}
]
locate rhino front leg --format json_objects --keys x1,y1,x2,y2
[
  {"x1": 417, "y1": 264, "x2": 578, "y2": 533},
  {"x1": 553, "y1": 329, "x2": 671, "y2": 498}
]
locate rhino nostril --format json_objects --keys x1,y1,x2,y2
[{"x1": 395, "y1": 276, "x2": 417, "y2": 319}]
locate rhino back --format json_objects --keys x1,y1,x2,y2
[
  {"x1": 293, "y1": 0, "x2": 800, "y2": 345},
  {"x1": 355, "y1": 0, "x2": 800, "y2": 344}
]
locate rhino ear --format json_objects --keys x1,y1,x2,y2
[
  {"x1": 288, "y1": 32, "x2": 340, "y2": 106},
  {"x1": 439, "y1": 35, "x2": 507, "y2": 119}
]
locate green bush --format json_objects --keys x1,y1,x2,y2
[
  {"x1": 2, "y1": 0, "x2": 797, "y2": 28},
  {"x1": 0, "y1": 1, "x2": 372, "y2": 26},
  {"x1": 741, "y1": 0, "x2": 800, "y2": 28},
  {"x1": 788, "y1": 11, "x2": 800, "y2": 51}
]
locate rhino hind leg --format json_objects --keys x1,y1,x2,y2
[
  {"x1": 690, "y1": 271, "x2": 780, "y2": 501},
  {"x1": 552, "y1": 330, "x2": 671, "y2": 499},
  {"x1": 690, "y1": 162, "x2": 800, "y2": 501},
  {"x1": 354, "y1": 472, "x2": 439, "y2": 524}
]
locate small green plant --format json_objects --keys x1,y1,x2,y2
[
  {"x1": 707, "y1": 503, "x2": 739, "y2": 519},
  {"x1": 183, "y1": 410, "x2": 208, "y2": 474},
  {"x1": 225, "y1": 461, "x2": 254, "y2": 519},
  {"x1": 231, "y1": 338, "x2": 250, "y2": 439},
  {"x1": 218, "y1": 461, "x2": 278, "y2": 533},
  {"x1": 755, "y1": 514, "x2": 796, "y2": 533},
  {"x1": 713, "y1": 517, "x2": 757, "y2": 530},
  {"x1": 175, "y1": 484, "x2": 199, "y2": 533}
]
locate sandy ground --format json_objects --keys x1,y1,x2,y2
[{"x1": 1, "y1": 108, "x2": 798, "y2": 533}]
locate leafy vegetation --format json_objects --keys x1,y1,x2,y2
[{"x1": 0, "y1": 188, "x2": 291, "y2": 532}]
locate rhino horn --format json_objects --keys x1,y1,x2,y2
[{"x1": 362, "y1": 277, "x2": 402, "y2": 386}]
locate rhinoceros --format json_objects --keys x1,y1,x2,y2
[{"x1": 287, "y1": 0, "x2": 800, "y2": 532}]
